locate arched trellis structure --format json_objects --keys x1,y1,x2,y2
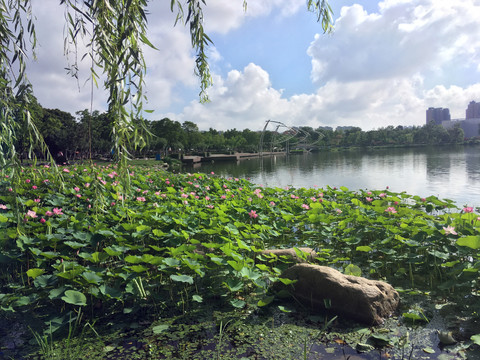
[{"x1": 259, "y1": 120, "x2": 324, "y2": 154}]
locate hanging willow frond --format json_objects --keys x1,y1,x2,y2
[
  {"x1": 307, "y1": 0, "x2": 334, "y2": 33},
  {"x1": 61, "y1": 0, "x2": 154, "y2": 191}
]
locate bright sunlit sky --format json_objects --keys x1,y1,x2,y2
[{"x1": 28, "y1": 0, "x2": 480, "y2": 131}]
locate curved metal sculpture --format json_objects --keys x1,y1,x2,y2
[{"x1": 259, "y1": 120, "x2": 324, "y2": 154}]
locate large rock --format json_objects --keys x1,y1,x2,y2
[
  {"x1": 260, "y1": 247, "x2": 316, "y2": 263},
  {"x1": 274, "y1": 263, "x2": 400, "y2": 325}
]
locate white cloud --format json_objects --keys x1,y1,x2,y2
[
  {"x1": 177, "y1": 63, "x2": 289, "y2": 130},
  {"x1": 23, "y1": 0, "x2": 480, "y2": 133},
  {"x1": 308, "y1": 0, "x2": 480, "y2": 84},
  {"x1": 28, "y1": 1, "x2": 107, "y2": 114}
]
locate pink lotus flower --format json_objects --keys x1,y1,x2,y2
[
  {"x1": 249, "y1": 210, "x2": 258, "y2": 219},
  {"x1": 63, "y1": 168, "x2": 70, "y2": 173},
  {"x1": 34, "y1": 198, "x2": 40, "y2": 203},
  {"x1": 269, "y1": 201, "x2": 276, "y2": 206},
  {"x1": 53, "y1": 208, "x2": 63, "y2": 215},
  {"x1": 45, "y1": 211, "x2": 53, "y2": 217},
  {"x1": 0, "y1": 204, "x2": 6, "y2": 210},
  {"x1": 301, "y1": 204, "x2": 310, "y2": 210},
  {"x1": 74, "y1": 187, "x2": 80, "y2": 192},
  {"x1": 26, "y1": 179, "x2": 31, "y2": 183},
  {"x1": 443, "y1": 225, "x2": 457, "y2": 235},
  {"x1": 221, "y1": 195, "x2": 226, "y2": 200},
  {"x1": 26, "y1": 210, "x2": 37, "y2": 218},
  {"x1": 335, "y1": 208, "x2": 342, "y2": 214},
  {"x1": 366, "y1": 197, "x2": 373, "y2": 202},
  {"x1": 463, "y1": 207, "x2": 474, "y2": 213},
  {"x1": 136, "y1": 197, "x2": 146, "y2": 202},
  {"x1": 32, "y1": 185, "x2": 37, "y2": 190},
  {"x1": 40, "y1": 218, "x2": 46, "y2": 224},
  {"x1": 385, "y1": 207, "x2": 397, "y2": 214},
  {"x1": 379, "y1": 193, "x2": 386, "y2": 198}
]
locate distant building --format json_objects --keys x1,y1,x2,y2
[
  {"x1": 426, "y1": 107, "x2": 450, "y2": 125},
  {"x1": 443, "y1": 118, "x2": 480, "y2": 138},
  {"x1": 440, "y1": 100, "x2": 480, "y2": 138},
  {"x1": 466, "y1": 101, "x2": 480, "y2": 119}
]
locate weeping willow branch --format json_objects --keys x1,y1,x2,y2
[
  {"x1": 307, "y1": 0, "x2": 334, "y2": 33},
  {"x1": 61, "y1": 0, "x2": 154, "y2": 192},
  {"x1": 0, "y1": 0, "x2": 63, "y2": 231}
]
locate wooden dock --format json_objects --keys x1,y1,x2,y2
[{"x1": 182, "y1": 152, "x2": 285, "y2": 164}]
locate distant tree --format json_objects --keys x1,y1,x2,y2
[
  {"x1": 447, "y1": 123, "x2": 464, "y2": 143},
  {"x1": 150, "y1": 118, "x2": 185, "y2": 152},
  {"x1": 1, "y1": 0, "x2": 334, "y2": 173}
]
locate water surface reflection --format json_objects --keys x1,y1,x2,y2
[{"x1": 188, "y1": 145, "x2": 480, "y2": 207}]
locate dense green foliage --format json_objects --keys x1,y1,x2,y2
[
  {"x1": 1, "y1": 165, "x2": 479, "y2": 328},
  {"x1": 1, "y1": 0, "x2": 334, "y2": 170},
  {"x1": 13, "y1": 99, "x2": 468, "y2": 161}
]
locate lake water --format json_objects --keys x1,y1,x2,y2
[{"x1": 187, "y1": 145, "x2": 480, "y2": 208}]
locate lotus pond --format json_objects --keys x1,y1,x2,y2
[{"x1": 1, "y1": 163, "x2": 480, "y2": 359}]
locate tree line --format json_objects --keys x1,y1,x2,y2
[{"x1": 18, "y1": 97, "x2": 467, "y2": 162}]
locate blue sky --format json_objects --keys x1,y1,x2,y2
[{"x1": 28, "y1": 0, "x2": 480, "y2": 131}]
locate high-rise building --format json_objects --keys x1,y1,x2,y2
[
  {"x1": 426, "y1": 107, "x2": 451, "y2": 125},
  {"x1": 466, "y1": 101, "x2": 480, "y2": 119}
]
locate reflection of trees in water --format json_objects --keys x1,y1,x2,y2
[
  {"x1": 424, "y1": 146, "x2": 467, "y2": 182},
  {"x1": 464, "y1": 146, "x2": 480, "y2": 182},
  {"x1": 187, "y1": 146, "x2": 480, "y2": 206},
  {"x1": 187, "y1": 156, "x2": 288, "y2": 179}
]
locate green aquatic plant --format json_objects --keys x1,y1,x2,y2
[{"x1": 1, "y1": 164, "x2": 480, "y2": 358}]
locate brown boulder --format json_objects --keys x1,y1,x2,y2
[
  {"x1": 274, "y1": 263, "x2": 400, "y2": 325},
  {"x1": 260, "y1": 247, "x2": 316, "y2": 263}
]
